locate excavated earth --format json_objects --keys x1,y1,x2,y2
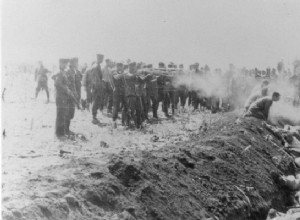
[
  {"x1": 2, "y1": 112, "x2": 295, "y2": 220},
  {"x1": 2, "y1": 72, "x2": 297, "y2": 220}
]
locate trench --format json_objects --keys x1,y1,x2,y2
[{"x1": 2, "y1": 115, "x2": 296, "y2": 220}]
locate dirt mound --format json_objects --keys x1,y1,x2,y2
[{"x1": 2, "y1": 114, "x2": 295, "y2": 220}]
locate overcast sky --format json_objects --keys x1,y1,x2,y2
[{"x1": 2, "y1": 0, "x2": 300, "y2": 69}]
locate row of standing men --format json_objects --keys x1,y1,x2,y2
[
  {"x1": 35, "y1": 54, "x2": 234, "y2": 138},
  {"x1": 36, "y1": 54, "x2": 251, "y2": 136}
]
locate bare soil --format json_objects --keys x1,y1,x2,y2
[{"x1": 2, "y1": 73, "x2": 295, "y2": 220}]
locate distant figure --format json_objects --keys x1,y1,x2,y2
[
  {"x1": 35, "y1": 61, "x2": 51, "y2": 103},
  {"x1": 2, "y1": 88, "x2": 6, "y2": 102},
  {"x1": 66, "y1": 57, "x2": 80, "y2": 134},
  {"x1": 244, "y1": 92, "x2": 280, "y2": 121},
  {"x1": 290, "y1": 63, "x2": 300, "y2": 106},
  {"x1": 3, "y1": 129, "x2": 6, "y2": 139}
]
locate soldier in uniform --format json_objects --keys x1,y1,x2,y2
[
  {"x1": 82, "y1": 61, "x2": 95, "y2": 110},
  {"x1": 91, "y1": 54, "x2": 105, "y2": 124},
  {"x1": 35, "y1": 61, "x2": 51, "y2": 103},
  {"x1": 70, "y1": 58, "x2": 83, "y2": 102},
  {"x1": 123, "y1": 62, "x2": 150, "y2": 128},
  {"x1": 66, "y1": 58, "x2": 80, "y2": 134},
  {"x1": 175, "y1": 65, "x2": 188, "y2": 112},
  {"x1": 145, "y1": 69, "x2": 159, "y2": 119},
  {"x1": 103, "y1": 59, "x2": 114, "y2": 114},
  {"x1": 139, "y1": 67, "x2": 156, "y2": 121},
  {"x1": 112, "y1": 63, "x2": 127, "y2": 128},
  {"x1": 54, "y1": 59, "x2": 80, "y2": 138}
]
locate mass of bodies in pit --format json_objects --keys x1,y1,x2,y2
[{"x1": 22, "y1": 56, "x2": 300, "y2": 139}]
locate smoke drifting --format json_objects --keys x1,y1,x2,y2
[
  {"x1": 172, "y1": 69, "x2": 257, "y2": 107},
  {"x1": 268, "y1": 78, "x2": 300, "y2": 126},
  {"x1": 171, "y1": 68, "x2": 299, "y2": 127}
]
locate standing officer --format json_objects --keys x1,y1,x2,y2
[
  {"x1": 124, "y1": 62, "x2": 149, "y2": 129},
  {"x1": 55, "y1": 59, "x2": 79, "y2": 138},
  {"x1": 66, "y1": 58, "x2": 80, "y2": 135},
  {"x1": 91, "y1": 54, "x2": 105, "y2": 124},
  {"x1": 35, "y1": 61, "x2": 51, "y2": 103}
]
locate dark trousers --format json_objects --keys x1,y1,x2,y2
[
  {"x1": 141, "y1": 95, "x2": 149, "y2": 121},
  {"x1": 169, "y1": 90, "x2": 178, "y2": 114},
  {"x1": 36, "y1": 80, "x2": 49, "y2": 100},
  {"x1": 162, "y1": 90, "x2": 171, "y2": 115},
  {"x1": 191, "y1": 91, "x2": 200, "y2": 109},
  {"x1": 178, "y1": 89, "x2": 187, "y2": 107},
  {"x1": 188, "y1": 91, "x2": 192, "y2": 106},
  {"x1": 106, "y1": 83, "x2": 113, "y2": 112},
  {"x1": 76, "y1": 85, "x2": 81, "y2": 101},
  {"x1": 112, "y1": 91, "x2": 127, "y2": 123},
  {"x1": 55, "y1": 98, "x2": 74, "y2": 136},
  {"x1": 145, "y1": 94, "x2": 158, "y2": 118},
  {"x1": 92, "y1": 93, "x2": 103, "y2": 118},
  {"x1": 126, "y1": 96, "x2": 142, "y2": 128},
  {"x1": 86, "y1": 88, "x2": 92, "y2": 104}
]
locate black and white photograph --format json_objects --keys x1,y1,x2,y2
[{"x1": 1, "y1": 0, "x2": 300, "y2": 219}]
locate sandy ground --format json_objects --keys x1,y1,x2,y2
[
  {"x1": 2, "y1": 72, "x2": 219, "y2": 206},
  {"x1": 2, "y1": 72, "x2": 297, "y2": 220}
]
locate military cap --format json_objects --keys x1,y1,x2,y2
[
  {"x1": 97, "y1": 54, "x2": 104, "y2": 62},
  {"x1": 70, "y1": 57, "x2": 79, "y2": 65},
  {"x1": 129, "y1": 62, "x2": 137, "y2": 68},
  {"x1": 116, "y1": 62, "x2": 123, "y2": 67},
  {"x1": 158, "y1": 62, "x2": 165, "y2": 68},
  {"x1": 147, "y1": 64, "x2": 153, "y2": 68},
  {"x1": 59, "y1": 58, "x2": 70, "y2": 68}
]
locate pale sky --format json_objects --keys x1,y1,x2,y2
[{"x1": 2, "y1": 0, "x2": 300, "y2": 69}]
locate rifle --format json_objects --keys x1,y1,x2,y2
[
  {"x1": 108, "y1": 69, "x2": 115, "y2": 91},
  {"x1": 68, "y1": 90, "x2": 81, "y2": 110}
]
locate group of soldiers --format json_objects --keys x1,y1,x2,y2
[{"x1": 33, "y1": 55, "x2": 300, "y2": 138}]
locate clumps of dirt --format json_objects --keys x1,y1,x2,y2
[
  {"x1": 104, "y1": 115, "x2": 295, "y2": 220},
  {"x1": 2, "y1": 114, "x2": 296, "y2": 220},
  {"x1": 108, "y1": 160, "x2": 142, "y2": 187}
]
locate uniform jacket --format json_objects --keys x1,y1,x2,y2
[
  {"x1": 67, "y1": 68, "x2": 79, "y2": 99},
  {"x1": 91, "y1": 64, "x2": 103, "y2": 93},
  {"x1": 112, "y1": 71, "x2": 125, "y2": 95},
  {"x1": 35, "y1": 66, "x2": 50, "y2": 82},
  {"x1": 55, "y1": 70, "x2": 71, "y2": 101}
]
